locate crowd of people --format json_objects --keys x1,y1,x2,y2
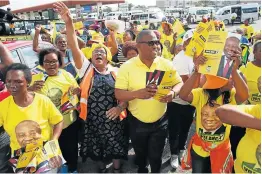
[{"x1": 0, "y1": 1, "x2": 261, "y2": 173}]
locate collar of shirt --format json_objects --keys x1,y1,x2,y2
[{"x1": 135, "y1": 56, "x2": 160, "y2": 70}]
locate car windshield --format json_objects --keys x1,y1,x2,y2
[
  {"x1": 196, "y1": 10, "x2": 208, "y2": 15},
  {"x1": 216, "y1": 9, "x2": 223, "y2": 15}
]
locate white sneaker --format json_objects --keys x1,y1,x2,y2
[
  {"x1": 170, "y1": 155, "x2": 179, "y2": 169},
  {"x1": 179, "y1": 150, "x2": 185, "y2": 162}
]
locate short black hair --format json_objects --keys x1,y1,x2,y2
[
  {"x1": 38, "y1": 48, "x2": 63, "y2": 67},
  {"x1": 125, "y1": 30, "x2": 136, "y2": 41},
  {"x1": 133, "y1": 21, "x2": 138, "y2": 25},
  {"x1": 5, "y1": 63, "x2": 32, "y2": 84}
]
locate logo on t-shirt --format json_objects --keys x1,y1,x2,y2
[
  {"x1": 242, "y1": 144, "x2": 261, "y2": 173},
  {"x1": 164, "y1": 40, "x2": 171, "y2": 52}
]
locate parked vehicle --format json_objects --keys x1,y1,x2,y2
[
  {"x1": 2, "y1": 41, "x2": 54, "y2": 69},
  {"x1": 164, "y1": 8, "x2": 183, "y2": 18},
  {"x1": 121, "y1": 10, "x2": 143, "y2": 21},
  {"x1": 215, "y1": 3, "x2": 259, "y2": 25},
  {"x1": 130, "y1": 11, "x2": 165, "y2": 29},
  {"x1": 106, "y1": 11, "x2": 123, "y2": 20},
  {"x1": 187, "y1": 7, "x2": 210, "y2": 23}
]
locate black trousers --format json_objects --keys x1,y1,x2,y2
[
  {"x1": 0, "y1": 145, "x2": 13, "y2": 173},
  {"x1": 229, "y1": 126, "x2": 246, "y2": 160},
  {"x1": 0, "y1": 131, "x2": 12, "y2": 173},
  {"x1": 59, "y1": 120, "x2": 79, "y2": 172},
  {"x1": 191, "y1": 148, "x2": 211, "y2": 173},
  {"x1": 167, "y1": 102, "x2": 195, "y2": 155},
  {"x1": 129, "y1": 113, "x2": 168, "y2": 173}
]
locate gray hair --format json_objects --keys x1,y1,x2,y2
[{"x1": 54, "y1": 34, "x2": 67, "y2": 45}]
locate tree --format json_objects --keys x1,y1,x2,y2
[{"x1": 128, "y1": 3, "x2": 134, "y2": 11}]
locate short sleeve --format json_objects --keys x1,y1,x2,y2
[
  {"x1": 235, "y1": 104, "x2": 261, "y2": 119},
  {"x1": 46, "y1": 98, "x2": 63, "y2": 125},
  {"x1": 115, "y1": 64, "x2": 129, "y2": 90},
  {"x1": 78, "y1": 58, "x2": 91, "y2": 79},
  {"x1": 63, "y1": 71, "x2": 79, "y2": 88},
  {"x1": 191, "y1": 88, "x2": 203, "y2": 107}
]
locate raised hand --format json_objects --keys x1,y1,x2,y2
[
  {"x1": 35, "y1": 24, "x2": 42, "y2": 34},
  {"x1": 53, "y1": 2, "x2": 72, "y2": 23},
  {"x1": 193, "y1": 52, "x2": 207, "y2": 72}
]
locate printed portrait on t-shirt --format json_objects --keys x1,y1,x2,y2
[
  {"x1": 198, "y1": 103, "x2": 226, "y2": 143},
  {"x1": 47, "y1": 88, "x2": 63, "y2": 107},
  {"x1": 15, "y1": 120, "x2": 42, "y2": 148},
  {"x1": 164, "y1": 40, "x2": 171, "y2": 52}
]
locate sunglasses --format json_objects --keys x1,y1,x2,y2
[{"x1": 138, "y1": 40, "x2": 160, "y2": 46}]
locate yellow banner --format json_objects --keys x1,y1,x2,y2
[
  {"x1": 199, "y1": 31, "x2": 228, "y2": 77},
  {"x1": 173, "y1": 19, "x2": 186, "y2": 38}
]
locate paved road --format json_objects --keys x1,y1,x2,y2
[{"x1": 77, "y1": 18, "x2": 261, "y2": 173}]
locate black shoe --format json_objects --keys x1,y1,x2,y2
[{"x1": 137, "y1": 167, "x2": 148, "y2": 173}]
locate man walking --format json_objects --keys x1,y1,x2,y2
[{"x1": 115, "y1": 30, "x2": 183, "y2": 173}]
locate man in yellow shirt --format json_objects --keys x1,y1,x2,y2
[
  {"x1": 241, "y1": 19, "x2": 254, "y2": 42},
  {"x1": 115, "y1": 30, "x2": 183, "y2": 173}
]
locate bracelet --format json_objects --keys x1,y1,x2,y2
[
  {"x1": 116, "y1": 105, "x2": 124, "y2": 112},
  {"x1": 171, "y1": 89, "x2": 176, "y2": 98}
]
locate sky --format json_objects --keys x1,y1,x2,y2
[{"x1": 1, "y1": 0, "x2": 156, "y2": 10}]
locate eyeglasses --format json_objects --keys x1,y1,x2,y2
[
  {"x1": 93, "y1": 50, "x2": 107, "y2": 55},
  {"x1": 43, "y1": 60, "x2": 58, "y2": 65},
  {"x1": 138, "y1": 40, "x2": 160, "y2": 46},
  {"x1": 57, "y1": 41, "x2": 66, "y2": 44}
]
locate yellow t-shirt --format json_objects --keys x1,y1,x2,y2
[
  {"x1": 160, "y1": 33, "x2": 174, "y2": 60},
  {"x1": 240, "y1": 62, "x2": 261, "y2": 104},
  {"x1": 0, "y1": 93, "x2": 63, "y2": 152},
  {"x1": 234, "y1": 104, "x2": 261, "y2": 173},
  {"x1": 191, "y1": 88, "x2": 236, "y2": 157},
  {"x1": 31, "y1": 69, "x2": 79, "y2": 129},
  {"x1": 115, "y1": 56, "x2": 182, "y2": 123},
  {"x1": 162, "y1": 45, "x2": 172, "y2": 61},
  {"x1": 240, "y1": 24, "x2": 255, "y2": 39},
  {"x1": 142, "y1": 24, "x2": 149, "y2": 30}
]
